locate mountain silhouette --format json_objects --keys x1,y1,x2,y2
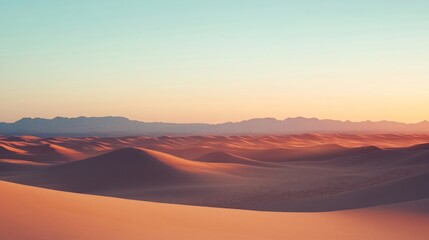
[{"x1": 0, "y1": 116, "x2": 428, "y2": 137}]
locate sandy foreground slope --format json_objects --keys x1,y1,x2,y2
[{"x1": 1, "y1": 181, "x2": 428, "y2": 240}]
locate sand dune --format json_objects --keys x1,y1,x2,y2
[
  {"x1": 321, "y1": 144, "x2": 429, "y2": 168},
  {"x1": 0, "y1": 159, "x2": 47, "y2": 176},
  {"x1": 399, "y1": 143, "x2": 429, "y2": 151},
  {"x1": 243, "y1": 144, "x2": 381, "y2": 162},
  {"x1": 4, "y1": 143, "x2": 428, "y2": 211},
  {"x1": 253, "y1": 171, "x2": 429, "y2": 212},
  {"x1": 0, "y1": 143, "x2": 89, "y2": 163},
  {"x1": 0, "y1": 146, "x2": 17, "y2": 155},
  {"x1": 398, "y1": 151, "x2": 429, "y2": 166},
  {"x1": 195, "y1": 150, "x2": 272, "y2": 167},
  {"x1": 6, "y1": 147, "x2": 236, "y2": 194},
  {"x1": 324, "y1": 171, "x2": 429, "y2": 210},
  {"x1": 1, "y1": 135, "x2": 429, "y2": 212},
  {"x1": 1, "y1": 134, "x2": 429, "y2": 238},
  {"x1": 3, "y1": 134, "x2": 429, "y2": 161},
  {"x1": 1, "y1": 180, "x2": 429, "y2": 240}
]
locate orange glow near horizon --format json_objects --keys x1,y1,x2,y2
[{"x1": 1, "y1": 1, "x2": 428, "y2": 124}]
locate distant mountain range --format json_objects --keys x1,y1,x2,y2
[{"x1": 0, "y1": 116, "x2": 428, "y2": 137}]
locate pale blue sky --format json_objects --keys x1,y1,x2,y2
[{"x1": 1, "y1": 1, "x2": 428, "y2": 123}]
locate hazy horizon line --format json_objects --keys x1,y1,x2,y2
[{"x1": 2, "y1": 115, "x2": 429, "y2": 125}]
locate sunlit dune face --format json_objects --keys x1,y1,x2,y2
[
  {"x1": 1, "y1": 141, "x2": 31, "y2": 147},
  {"x1": 0, "y1": 159, "x2": 48, "y2": 166},
  {"x1": 134, "y1": 148, "x2": 244, "y2": 174},
  {"x1": 0, "y1": 144, "x2": 28, "y2": 154},
  {"x1": 40, "y1": 143, "x2": 86, "y2": 160}
]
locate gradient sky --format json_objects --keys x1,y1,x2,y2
[{"x1": 1, "y1": 1, "x2": 428, "y2": 123}]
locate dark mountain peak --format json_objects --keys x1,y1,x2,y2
[{"x1": 15, "y1": 117, "x2": 44, "y2": 123}]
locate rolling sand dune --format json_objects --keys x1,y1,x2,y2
[
  {"x1": 398, "y1": 151, "x2": 429, "y2": 166},
  {"x1": 0, "y1": 143, "x2": 89, "y2": 163},
  {"x1": 3, "y1": 134, "x2": 429, "y2": 162},
  {"x1": 314, "y1": 171, "x2": 429, "y2": 210},
  {"x1": 3, "y1": 140, "x2": 428, "y2": 212},
  {"x1": 244, "y1": 145, "x2": 382, "y2": 162},
  {"x1": 1, "y1": 180, "x2": 429, "y2": 240},
  {"x1": 399, "y1": 143, "x2": 429, "y2": 151},
  {"x1": 195, "y1": 150, "x2": 272, "y2": 167},
  {"x1": 244, "y1": 170, "x2": 429, "y2": 212},
  {"x1": 1, "y1": 134, "x2": 429, "y2": 238},
  {"x1": 6, "y1": 147, "x2": 237, "y2": 194},
  {"x1": 0, "y1": 146, "x2": 17, "y2": 155},
  {"x1": 0, "y1": 159, "x2": 48, "y2": 176}
]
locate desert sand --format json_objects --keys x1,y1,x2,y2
[
  {"x1": 1, "y1": 180, "x2": 429, "y2": 240},
  {"x1": 1, "y1": 134, "x2": 429, "y2": 239}
]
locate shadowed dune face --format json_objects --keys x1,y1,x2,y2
[
  {"x1": 399, "y1": 143, "x2": 429, "y2": 151},
  {"x1": 6, "y1": 147, "x2": 237, "y2": 193},
  {"x1": 1, "y1": 134, "x2": 429, "y2": 212},
  {"x1": 195, "y1": 151, "x2": 274, "y2": 167},
  {"x1": 0, "y1": 159, "x2": 48, "y2": 177},
  {"x1": 239, "y1": 145, "x2": 382, "y2": 162}
]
